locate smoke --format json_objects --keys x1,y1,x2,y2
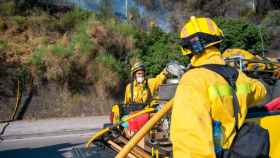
[{"x1": 64, "y1": 0, "x2": 172, "y2": 31}]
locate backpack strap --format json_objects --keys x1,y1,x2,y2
[
  {"x1": 199, "y1": 64, "x2": 240, "y2": 131},
  {"x1": 130, "y1": 79, "x2": 135, "y2": 104},
  {"x1": 145, "y1": 79, "x2": 152, "y2": 105}
]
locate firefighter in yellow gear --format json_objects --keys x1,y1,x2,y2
[
  {"x1": 122, "y1": 62, "x2": 168, "y2": 141},
  {"x1": 223, "y1": 48, "x2": 280, "y2": 79},
  {"x1": 170, "y1": 16, "x2": 267, "y2": 158},
  {"x1": 223, "y1": 48, "x2": 266, "y2": 71},
  {"x1": 124, "y1": 62, "x2": 168, "y2": 105},
  {"x1": 112, "y1": 62, "x2": 167, "y2": 125}
]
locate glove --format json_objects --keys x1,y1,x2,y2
[
  {"x1": 121, "y1": 115, "x2": 129, "y2": 128},
  {"x1": 155, "y1": 104, "x2": 163, "y2": 112},
  {"x1": 264, "y1": 97, "x2": 280, "y2": 111},
  {"x1": 166, "y1": 60, "x2": 186, "y2": 78},
  {"x1": 121, "y1": 122, "x2": 129, "y2": 128}
]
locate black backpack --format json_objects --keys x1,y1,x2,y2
[{"x1": 200, "y1": 64, "x2": 270, "y2": 158}]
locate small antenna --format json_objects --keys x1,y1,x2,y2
[
  {"x1": 125, "y1": 0, "x2": 128, "y2": 20},
  {"x1": 258, "y1": 26, "x2": 265, "y2": 57}
]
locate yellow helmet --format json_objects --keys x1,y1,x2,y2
[
  {"x1": 179, "y1": 16, "x2": 224, "y2": 55},
  {"x1": 131, "y1": 62, "x2": 145, "y2": 76},
  {"x1": 223, "y1": 48, "x2": 256, "y2": 59}
]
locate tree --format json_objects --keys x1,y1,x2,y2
[
  {"x1": 135, "y1": 27, "x2": 187, "y2": 76},
  {"x1": 214, "y1": 17, "x2": 271, "y2": 53}
]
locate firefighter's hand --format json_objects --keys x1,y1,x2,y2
[
  {"x1": 121, "y1": 115, "x2": 129, "y2": 128},
  {"x1": 121, "y1": 122, "x2": 129, "y2": 128},
  {"x1": 166, "y1": 60, "x2": 186, "y2": 77},
  {"x1": 155, "y1": 104, "x2": 162, "y2": 112}
]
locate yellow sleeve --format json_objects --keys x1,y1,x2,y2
[
  {"x1": 124, "y1": 83, "x2": 131, "y2": 104},
  {"x1": 170, "y1": 71, "x2": 216, "y2": 158},
  {"x1": 147, "y1": 70, "x2": 167, "y2": 95},
  {"x1": 237, "y1": 71, "x2": 267, "y2": 107},
  {"x1": 248, "y1": 77, "x2": 267, "y2": 106}
]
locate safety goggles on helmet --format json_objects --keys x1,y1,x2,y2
[{"x1": 179, "y1": 32, "x2": 224, "y2": 54}]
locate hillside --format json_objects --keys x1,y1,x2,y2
[{"x1": 0, "y1": 1, "x2": 279, "y2": 120}]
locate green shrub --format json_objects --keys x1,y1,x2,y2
[
  {"x1": 0, "y1": 1, "x2": 15, "y2": 16},
  {"x1": 214, "y1": 17, "x2": 271, "y2": 53},
  {"x1": 96, "y1": 53, "x2": 128, "y2": 79},
  {"x1": 26, "y1": 12, "x2": 55, "y2": 32},
  {"x1": 260, "y1": 10, "x2": 280, "y2": 50},
  {"x1": 16, "y1": 65, "x2": 30, "y2": 85},
  {"x1": 0, "y1": 40, "x2": 7, "y2": 51},
  {"x1": 10, "y1": 15, "x2": 26, "y2": 26},
  {"x1": 135, "y1": 27, "x2": 187, "y2": 77},
  {"x1": 0, "y1": 17, "x2": 6, "y2": 31},
  {"x1": 262, "y1": 10, "x2": 280, "y2": 27},
  {"x1": 108, "y1": 20, "x2": 137, "y2": 37},
  {"x1": 50, "y1": 44, "x2": 73, "y2": 58},
  {"x1": 29, "y1": 47, "x2": 47, "y2": 66},
  {"x1": 70, "y1": 22, "x2": 94, "y2": 56},
  {"x1": 59, "y1": 7, "x2": 91, "y2": 31},
  {"x1": 261, "y1": 10, "x2": 280, "y2": 36}
]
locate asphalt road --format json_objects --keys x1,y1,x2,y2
[
  {"x1": 0, "y1": 130, "x2": 96, "y2": 158},
  {"x1": 0, "y1": 116, "x2": 108, "y2": 158}
]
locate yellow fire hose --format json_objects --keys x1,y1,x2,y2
[
  {"x1": 85, "y1": 108, "x2": 155, "y2": 148},
  {"x1": 11, "y1": 79, "x2": 22, "y2": 120},
  {"x1": 151, "y1": 145, "x2": 159, "y2": 158},
  {"x1": 1, "y1": 79, "x2": 22, "y2": 139},
  {"x1": 116, "y1": 99, "x2": 173, "y2": 158},
  {"x1": 0, "y1": 79, "x2": 22, "y2": 123}
]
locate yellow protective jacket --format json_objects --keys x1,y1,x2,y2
[
  {"x1": 124, "y1": 71, "x2": 167, "y2": 105},
  {"x1": 170, "y1": 47, "x2": 267, "y2": 158}
]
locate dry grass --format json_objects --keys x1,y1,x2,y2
[
  {"x1": 22, "y1": 82, "x2": 116, "y2": 119},
  {"x1": 0, "y1": 8, "x2": 133, "y2": 120}
]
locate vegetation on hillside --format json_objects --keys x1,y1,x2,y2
[{"x1": 0, "y1": 0, "x2": 278, "y2": 120}]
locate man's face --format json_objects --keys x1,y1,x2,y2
[
  {"x1": 135, "y1": 70, "x2": 145, "y2": 78},
  {"x1": 135, "y1": 70, "x2": 145, "y2": 84}
]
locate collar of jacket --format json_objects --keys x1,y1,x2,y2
[
  {"x1": 133, "y1": 79, "x2": 148, "y2": 87},
  {"x1": 191, "y1": 46, "x2": 226, "y2": 67}
]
